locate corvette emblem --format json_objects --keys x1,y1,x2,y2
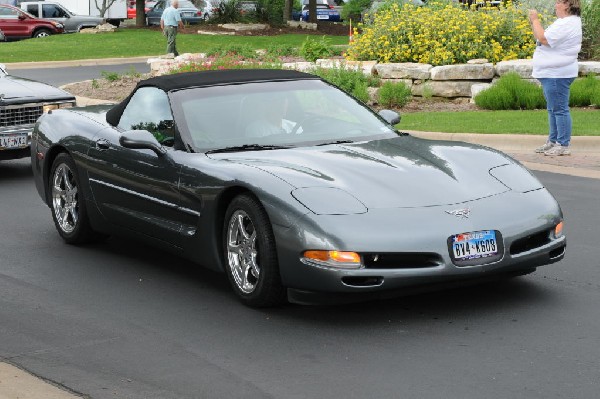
[{"x1": 445, "y1": 208, "x2": 471, "y2": 219}]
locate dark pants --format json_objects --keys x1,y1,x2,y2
[{"x1": 164, "y1": 25, "x2": 178, "y2": 56}]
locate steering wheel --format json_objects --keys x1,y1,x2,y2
[{"x1": 290, "y1": 115, "x2": 326, "y2": 135}]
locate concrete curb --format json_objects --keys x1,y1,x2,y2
[
  {"x1": 0, "y1": 362, "x2": 81, "y2": 399},
  {"x1": 406, "y1": 131, "x2": 600, "y2": 155},
  {"x1": 3, "y1": 56, "x2": 154, "y2": 70}
]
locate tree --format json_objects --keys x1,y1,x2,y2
[
  {"x1": 94, "y1": 0, "x2": 118, "y2": 17},
  {"x1": 307, "y1": 0, "x2": 316, "y2": 22},
  {"x1": 283, "y1": 0, "x2": 292, "y2": 21}
]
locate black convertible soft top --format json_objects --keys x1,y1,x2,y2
[{"x1": 106, "y1": 69, "x2": 319, "y2": 126}]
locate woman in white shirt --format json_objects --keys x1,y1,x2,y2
[{"x1": 529, "y1": 0, "x2": 582, "y2": 156}]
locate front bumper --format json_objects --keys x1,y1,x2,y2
[
  {"x1": 0, "y1": 124, "x2": 33, "y2": 161},
  {"x1": 273, "y1": 188, "x2": 566, "y2": 298}
]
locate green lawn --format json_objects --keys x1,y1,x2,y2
[
  {"x1": 399, "y1": 109, "x2": 600, "y2": 136},
  {"x1": 1, "y1": 28, "x2": 349, "y2": 63}
]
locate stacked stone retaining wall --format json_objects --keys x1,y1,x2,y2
[{"x1": 148, "y1": 55, "x2": 600, "y2": 102}]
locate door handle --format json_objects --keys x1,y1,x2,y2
[{"x1": 95, "y1": 139, "x2": 110, "y2": 150}]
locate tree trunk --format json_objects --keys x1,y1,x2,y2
[
  {"x1": 136, "y1": 0, "x2": 146, "y2": 26},
  {"x1": 283, "y1": 0, "x2": 292, "y2": 22},
  {"x1": 94, "y1": 0, "x2": 117, "y2": 17},
  {"x1": 308, "y1": 0, "x2": 316, "y2": 23}
]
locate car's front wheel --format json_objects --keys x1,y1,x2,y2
[
  {"x1": 223, "y1": 194, "x2": 286, "y2": 307},
  {"x1": 49, "y1": 153, "x2": 96, "y2": 244},
  {"x1": 33, "y1": 29, "x2": 51, "y2": 38}
]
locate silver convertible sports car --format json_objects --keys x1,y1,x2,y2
[{"x1": 31, "y1": 69, "x2": 566, "y2": 307}]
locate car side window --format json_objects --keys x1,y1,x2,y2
[
  {"x1": 0, "y1": 7, "x2": 19, "y2": 18},
  {"x1": 42, "y1": 4, "x2": 66, "y2": 18},
  {"x1": 118, "y1": 87, "x2": 176, "y2": 147},
  {"x1": 26, "y1": 5, "x2": 39, "y2": 17}
]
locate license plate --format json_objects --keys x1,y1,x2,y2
[
  {"x1": 182, "y1": 12, "x2": 194, "y2": 17},
  {"x1": 451, "y1": 230, "x2": 498, "y2": 261},
  {"x1": 317, "y1": 14, "x2": 329, "y2": 19},
  {"x1": 0, "y1": 134, "x2": 28, "y2": 150}
]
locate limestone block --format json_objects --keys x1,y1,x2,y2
[
  {"x1": 467, "y1": 59, "x2": 489, "y2": 64},
  {"x1": 470, "y1": 83, "x2": 491, "y2": 103},
  {"x1": 282, "y1": 62, "x2": 316, "y2": 72},
  {"x1": 219, "y1": 23, "x2": 268, "y2": 31},
  {"x1": 375, "y1": 63, "x2": 432, "y2": 80},
  {"x1": 495, "y1": 59, "x2": 533, "y2": 78},
  {"x1": 286, "y1": 20, "x2": 318, "y2": 30},
  {"x1": 430, "y1": 63, "x2": 494, "y2": 80},
  {"x1": 412, "y1": 80, "x2": 479, "y2": 98},
  {"x1": 579, "y1": 61, "x2": 600, "y2": 76}
]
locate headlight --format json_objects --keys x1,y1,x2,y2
[
  {"x1": 59, "y1": 102, "x2": 75, "y2": 108},
  {"x1": 43, "y1": 104, "x2": 59, "y2": 113},
  {"x1": 302, "y1": 250, "x2": 363, "y2": 269},
  {"x1": 53, "y1": 22, "x2": 64, "y2": 28},
  {"x1": 553, "y1": 221, "x2": 564, "y2": 239}
]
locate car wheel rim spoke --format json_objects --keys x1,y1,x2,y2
[
  {"x1": 227, "y1": 210, "x2": 259, "y2": 294},
  {"x1": 52, "y1": 164, "x2": 78, "y2": 234}
]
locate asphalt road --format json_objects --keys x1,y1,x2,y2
[
  {"x1": 7, "y1": 63, "x2": 150, "y2": 87},
  {"x1": 0, "y1": 156, "x2": 599, "y2": 399}
]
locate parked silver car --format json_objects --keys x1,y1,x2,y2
[{"x1": 19, "y1": 1, "x2": 104, "y2": 32}]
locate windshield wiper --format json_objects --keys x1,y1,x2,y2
[
  {"x1": 315, "y1": 140, "x2": 354, "y2": 146},
  {"x1": 205, "y1": 144, "x2": 290, "y2": 154}
]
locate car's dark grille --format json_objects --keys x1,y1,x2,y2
[
  {"x1": 510, "y1": 229, "x2": 552, "y2": 255},
  {"x1": 0, "y1": 105, "x2": 43, "y2": 127},
  {"x1": 363, "y1": 253, "x2": 443, "y2": 269}
]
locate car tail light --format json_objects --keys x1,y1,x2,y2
[{"x1": 197, "y1": 11, "x2": 201, "y2": 16}]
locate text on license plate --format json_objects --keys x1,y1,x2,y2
[
  {"x1": 317, "y1": 14, "x2": 329, "y2": 19},
  {"x1": 182, "y1": 12, "x2": 194, "y2": 17},
  {"x1": 0, "y1": 134, "x2": 28, "y2": 150},
  {"x1": 451, "y1": 230, "x2": 497, "y2": 260}
]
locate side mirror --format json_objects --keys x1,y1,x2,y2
[
  {"x1": 119, "y1": 130, "x2": 167, "y2": 156},
  {"x1": 18, "y1": 13, "x2": 26, "y2": 20},
  {"x1": 378, "y1": 109, "x2": 401, "y2": 125}
]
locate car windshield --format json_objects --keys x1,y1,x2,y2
[{"x1": 170, "y1": 79, "x2": 398, "y2": 153}]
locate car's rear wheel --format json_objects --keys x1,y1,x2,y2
[
  {"x1": 33, "y1": 29, "x2": 51, "y2": 38},
  {"x1": 223, "y1": 194, "x2": 286, "y2": 307},
  {"x1": 49, "y1": 153, "x2": 96, "y2": 244}
]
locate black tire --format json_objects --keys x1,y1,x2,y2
[
  {"x1": 49, "y1": 153, "x2": 96, "y2": 245},
  {"x1": 223, "y1": 194, "x2": 286, "y2": 307},
  {"x1": 33, "y1": 29, "x2": 51, "y2": 38}
]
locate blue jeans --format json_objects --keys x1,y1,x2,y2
[{"x1": 538, "y1": 78, "x2": 575, "y2": 147}]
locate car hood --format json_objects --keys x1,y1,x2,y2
[
  {"x1": 0, "y1": 75, "x2": 74, "y2": 104},
  {"x1": 215, "y1": 136, "x2": 515, "y2": 209}
]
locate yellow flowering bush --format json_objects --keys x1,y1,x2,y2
[{"x1": 345, "y1": 0, "x2": 554, "y2": 65}]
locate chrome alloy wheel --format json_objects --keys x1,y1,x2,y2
[
  {"x1": 227, "y1": 210, "x2": 260, "y2": 294},
  {"x1": 51, "y1": 163, "x2": 79, "y2": 234}
]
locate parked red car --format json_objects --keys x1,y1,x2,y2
[
  {"x1": 0, "y1": 4, "x2": 64, "y2": 40},
  {"x1": 127, "y1": 1, "x2": 156, "y2": 19}
]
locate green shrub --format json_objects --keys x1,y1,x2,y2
[
  {"x1": 570, "y1": 75, "x2": 600, "y2": 106},
  {"x1": 474, "y1": 72, "x2": 545, "y2": 110},
  {"x1": 256, "y1": 0, "x2": 285, "y2": 25},
  {"x1": 342, "y1": 0, "x2": 371, "y2": 21},
  {"x1": 311, "y1": 65, "x2": 379, "y2": 103},
  {"x1": 591, "y1": 88, "x2": 600, "y2": 108},
  {"x1": 265, "y1": 44, "x2": 298, "y2": 57},
  {"x1": 300, "y1": 36, "x2": 334, "y2": 62},
  {"x1": 378, "y1": 81, "x2": 412, "y2": 108},
  {"x1": 581, "y1": 0, "x2": 600, "y2": 60},
  {"x1": 100, "y1": 70, "x2": 120, "y2": 82},
  {"x1": 210, "y1": 0, "x2": 244, "y2": 23}
]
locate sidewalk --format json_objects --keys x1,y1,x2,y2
[
  {"x1": 407, "y1": 131, "x2": 600, "y2": 180},
  {"x1": 0, "y1": 362, "x2": 81, "y2": 399}
]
